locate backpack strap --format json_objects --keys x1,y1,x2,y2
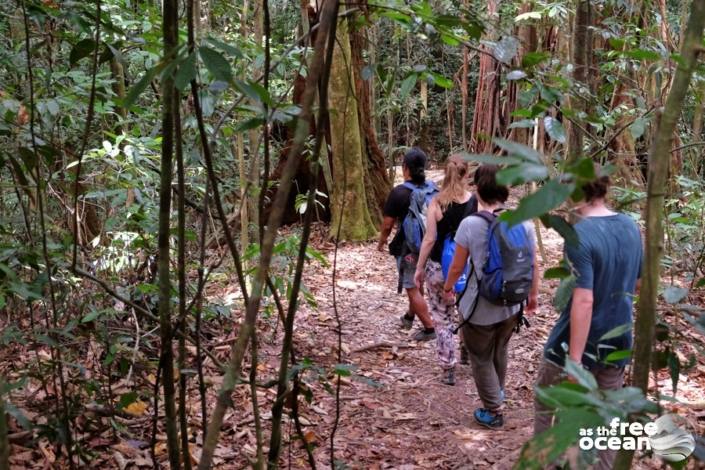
[
  {"x1": 401, "y1": 181, "x2": 418, "y2": 191},
  {"x1": 471, "y1": 210, "x2": 496, "y2": 224}
]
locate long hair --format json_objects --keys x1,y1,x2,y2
[{"x1": 436, "y1": 154, "x2": 470, "y2": 211}]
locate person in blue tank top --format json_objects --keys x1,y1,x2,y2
[{"x1": 534, "y1": 172, "x2": 643, "y2": 470}]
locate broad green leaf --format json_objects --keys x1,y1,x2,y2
[
  {"x1": 553, "y1": 274, "x2": 576, "y2": 311},
  {"x1": 496, "y1": 164, "x2": 548, "y2": 185},
  {"x1": 70, "y1": 38, "x2": 97, "y2": 66},
  {"x1": 205, "y1": 37, "x2": 242, "y2": 58},
  {"x1": 235, "y1": 80, "x2": 272, "y2": 106},
  {"x1": 508, "y1": 119, "x2": 536, "y2": 129},
  {"x1": 123, "y1": 66, "x2": 158, "y2": 108},
  {"x1": 540, "y1": 214, "x2": 579, "y2": 247},
  {"x1": 522, "y1": 51, "x2": 551, "y2": 68},
  {"x1": 564, "y1": 359, "x2": 598, "y2": 391},
  {"x1": 598, "y1": 323, "x2": 631, "y2": 341},
  {"x1": 544, "y1": 266, "x2": 571, "y2": 279},
  {"x1": 199, "y1": 46, "x2": 232, "y2": 83},
  {"x1": 544, "y1": 116, "x2": 566, "y2": 144},
  {"x1": 605, "y1": 350, "x2": 632, "y2": 363},
  {"x1": 174, "y1": 52, "x2": 197, "y2": 91},
  {"x1": 494, "y1": 138, "x2": 542, "y2": 163},
  {"x1": 515, "y1": 11, "x2": 542, "y2": 22},
  {"x1": 507, "y1": 70, "x2": 527, "y2": 80},
  {"x1": 623, "y1": 48, "x2": 661, "y2": 61},
  {"x1": 663, "y1": 285, "x2": 688, "y2": 304},
  {"x1": 399, "y1": 74, "x2": 418, "y2": 99},
  {"x1": 630, "y1": 117, "x2": 647, "y2": 139},
  {"x1": 493, "y1": 36, "x2": 519, "y2": 64},
  {"x1": 457, "y1": 152, "x2": 524, "y2": 166},
  {"x1": 334, "y1": 363, "x2": 356, "y2": 377},
  {"x1": 567, "y1": 157, "x2": 596, "y2": 180},
  {"x1": 429, "y1": 72, "x2": 453, "y2": 89},
  {"x1": 501, "y1": 179, "x2": 575, "y2": 226}
]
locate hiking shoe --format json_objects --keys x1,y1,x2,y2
[
  {"x1": 412, "y1": 328, "x2": 436, "y2": 341},
  {"x1": 400, "y1": 312, "x2": 414, "y2": 330},
  {"x1": 442, "y1": 368, "x2": 455, "y2": 386},
  {"x1": 474, "y1": 408, "x2": 504, "y2": 429},
  {"x1": 460, "y1": 346, "x2": 469, "y2": 365}
]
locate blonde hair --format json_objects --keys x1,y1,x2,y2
[{"x1": 436, "y1": 154, "x2": 470, "y2": 211}]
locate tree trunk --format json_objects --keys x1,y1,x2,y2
[
  {"x1": 0, "y1": 388, "x2": 8, "y2": 470},
  {"x1": 565, "y1": 0, "x2": 591, "y2": 165},
  {"x1": 469, "y1": 0, "x2": 500, "y2": 153},
  {"x1": 157, "y1": 0, "x2": 181, "y2": 467},
  {"x1": 329, "y1": 17, "x2": 378, "y2": 241},
  {"x1": 614, "y1": 1, "x2": 705, "y2": 468}
]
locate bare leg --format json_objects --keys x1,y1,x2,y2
[{"x1": 406, "y1": 287, "x2": 433, "y2": 328}]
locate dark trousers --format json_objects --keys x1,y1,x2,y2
[
  {"x1": 460, "y1": 315, "x2": 518, "y2": 411},
  {"x1": 534, "y1": 360, "x2": 625, "y2": 470}
]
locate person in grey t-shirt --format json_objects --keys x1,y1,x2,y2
[{"x1": 443, "y1": 164, "x2": 539, "y2": 430}]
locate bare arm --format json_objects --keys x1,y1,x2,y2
[
  {"x1": 568, "y1": 287, "x2": 594, "y2": 363},
  {"x1": 414, "y1": 201, "x2": 440, "y2": 286},
  {"x1": 377, "y1": 216, "x2": 395, "y2": 252},
  {"x1": 526, "y1": 250, "x2": 540, "y2": 313}
]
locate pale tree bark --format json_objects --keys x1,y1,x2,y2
[
  {"x1": 565, "y1": 0, "x2": 591, "y2": 165},
  {"x1": 614, "y1": 1, "x2": 705, "y2": 468},
  {"x1": 469, "y1": 0, "x2": 500, "y2": 153},
  {"x1": 329, "y1": 16, "x2": 378, "y2": 241},
  {"x1": 0, "y1": 385, "x2": 8, "y2": 470}
]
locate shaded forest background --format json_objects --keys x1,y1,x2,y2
[{"x1": 2, "y1": 0, "x2": 705, "y2": 468}]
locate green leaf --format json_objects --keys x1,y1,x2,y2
[
  {"x1": 507, "y1": 70, "x2": 527, "y2": 80},
  {"x1": 623, "y1": 48, "x2": 661, "y2": 61},
  {"x1": 493, "y1": 36, "x2": 519, "y2": 64},
  {"x1": 235, "y1": 80, "x2": 272, "y2": 106},
  {"x1": 494, "y1": 138, "x2": 542, "y2": 163},
  {"x1": 70, "y1": 38, "x2": 97, "y2": 66},
  {"x1": 399, "y1": 74, "x2": 417, "y2": 99},
  {"x1": 496, "y1": 164, "x2": 548, "y2": 185},
  {"x1": 522, "y1": 51, "x2": 551, "y2": 68},
  {"x1": 118, "y1": 392, "x2": 138, "y2": 409},
  {"x1": 457, "y1": 152, "x2": 524, "y2": 166},
  {"x1": 605, "y1": 350, "x2": 632, "y2": 363},
  {"x1": 174, "y1": 52, "x2": 197, "y2": 92},
  {"x1": 508, "y1": 119, "x2": 536, "y2": 129},
  {"x1": 515, "y1": 11, "x2": 542, "y2": 22},
  {"x1": 564, "y1": 359, "x2": 598, "y2": 390},
  {"x1": 204, "y1": 37, "x2": 242, "y2": 58},
  {"x1": 123, "y1": 67, "x2": 158, "y2": 108},
  {"x1": 566, "y1": 157, "x2": 596, "y2": 180},
  {"x1": 429, "y1": 72, "x2": 453, "y2": 89},
  {"x1": 501, "y1": 179, "x2": 575, "y2": 226},
  {"x1": 663, "y1": 285, "x2": 688, "y2": 304},
  {"x1": 630, "y1": 117, "x2": 647, "y2": 140},
  {"x1": 598, "y1": 323, "x2": 631, "y2": 341},
  {"x1": 540, "y1": 214, "x2": 579, "y2": 247},
  {"x1": 553, "y1": 274, "x2": 576, "y2": 311},
  {"x1": 199, "y1": 46, "x2": 233, "y2": 83},
  {"x1": 544, "y1": 266, "x2": 571, "y2": 279},
  {"x1": 333, "y1": 364, "x2": 356, "y2": 377},
  {"x1": 544, "y1": 116, "x2": 566, "y2": 144}
]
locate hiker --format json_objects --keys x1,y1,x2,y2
[
  {"x1": 377, "y1": 148, "x2": 437, "y2": 341},
  {"x1": 413, "y1": 154, "x2": 476, "y2": 385},
  {"x1": 443, "y1": 164, "x2": 539, "y2": 429},
  {"x1": 534, "y1": 173, "x2": 642, "y2": 469}
]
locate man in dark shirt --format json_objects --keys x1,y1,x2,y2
[
  {"x1": 377, "y1": 148, "x2": 435, "y2": 341},
  {"x1": 534, "y1": 173, "x2": 642, "y2": 469}
]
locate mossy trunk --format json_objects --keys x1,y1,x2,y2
[{"x1": 328, "y1": 18, "x2": 377, "y2": 241}]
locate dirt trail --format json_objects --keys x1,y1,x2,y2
[{"x1": 287, "y1": 223, "x2": 564, "y2": 469}]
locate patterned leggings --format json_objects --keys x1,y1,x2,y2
[{"x1": 425, "y1": 261, "x2": 457, "y2": 370}]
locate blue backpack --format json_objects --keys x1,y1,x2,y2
[
  {"x1": 473, "y1": 211, "x2": 534, "y2": 305},
  {"x1": 440, "y1": 196, "x2": 477, "y2": 292},
  {"x1": 401, "y1": 181, "x2": 439, "y2": 254}
]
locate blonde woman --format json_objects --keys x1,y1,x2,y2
[{"x1": 414, "y1": 155, "x2": 476, "y2": 385}]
